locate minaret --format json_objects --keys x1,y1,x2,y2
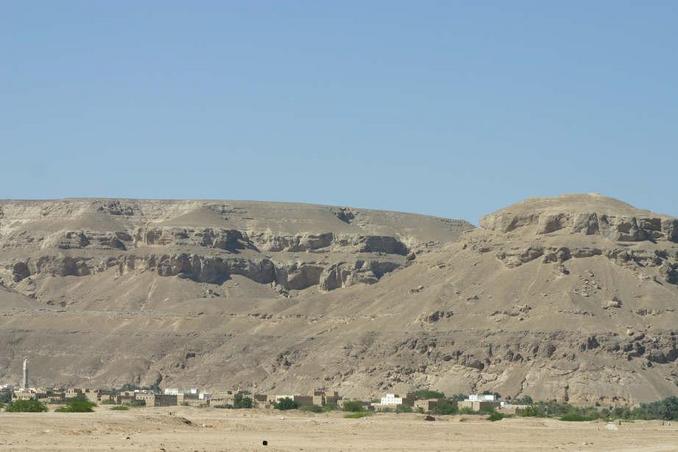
[{"x1": 22, "y1": 358, "x2": 28, "y2": 390}]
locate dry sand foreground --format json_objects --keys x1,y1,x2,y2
[{"x1": 0, "y1": 407, "x2": 676, "y2": 451}]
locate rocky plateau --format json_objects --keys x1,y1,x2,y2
[{"x1": 0, "y1": 194, "x2": 676, "y2": 405}]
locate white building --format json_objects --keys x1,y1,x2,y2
[
  {"x1": 164, "y1": 387, "x2": 200, "y2": 396},
  {"x1": 380, "y1": 393, "x2": 403, "y2": 406},
  {"x1": 467, "y1": 394, "x2": 496, "y2": 402}
]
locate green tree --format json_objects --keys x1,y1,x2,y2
[
  {"x1": 633, "y1": 396, "x2": 678, "y2": 420},
  {"x1": 448, "y1": 394, "x2": 467, "y2": 402},
  {"x1": 6, "y1": 399, "x2": 48, "y2": 412},
  {"x1": 56, "y1": 399, "x2": 97, "y2": 412},
  {"x1": 233, "y1": 392, "x2": 253, "y2": 409},
  {"x1": 513, "y1": 395, "x2": 533, "y2": 405},
  {"x1": 273, "y1": 398, "x2": 298, "y2": 410},
  {"x1": 413, "y1": 390, "x2": 445, "y2": 400}
]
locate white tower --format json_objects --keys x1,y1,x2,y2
[{"x1": 22, "y1": 358, "x2": 28, "y2": 389}]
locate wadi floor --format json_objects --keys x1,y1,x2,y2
[{"x1": 0, "y1": 407, "x2": 676, "y2": 451}]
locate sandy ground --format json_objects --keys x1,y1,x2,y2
[{"x1": 0, "y1": 407, "x2": 676, "y2": 451}]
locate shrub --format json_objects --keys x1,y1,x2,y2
[
  {"x1": 608, "y1": 406, "x2": 632, "y2": 420},
  {"x1": 513, "y1": 395, "x2": 533, "y2": 405},
  {"x1": 125, "y1": 399, "x2": 146, "y2": 407},
  {"x1": 345, "y1": 411, "x2": 372, "y2": 419},
  {"x1": 273, "y1": 398, "x2": 298, "y2": 410},
  {"x1": 516, "y1": 401, "x2": 574, "y2": 418},
  {"x1": 110, "y1": 405, "x2": 129, "y2": 411},
  {"x1": 431, "y1": 399, "x2": 458, "y2": 415},
  {"x1": 301, "y1": 405, "x2": 323, "y2": 413},
  {"x1": 6, "y1": 400, "x2": 48, "y2": 412},
  {"x1": 342, "y1": 400, "x2": 365, "y2": 412},
  {"x1": 478, "y1": 404, "x2": 499, "y2": 414},
  {"x1": 56, "y1": 399, "x2": 97, "y2": 413},
  {"x1": 516, "y1": 405, "x2": 539, "y2": 417},
  {"x1": 414, "y1": 390, "x2": 445, "y2": 400},
  {"x1": 396, "y1": 405, "x2": 413, "y2": 413},
  {"x1": 560, "y1": 413, "x2": 596, "y2": 422},
  {"x1": 488, "y1": 411, "x2": 505, "y2": 421}
]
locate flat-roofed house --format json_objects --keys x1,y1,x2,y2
[
  {"x1": 373, "y1": 393, "x2": 409, "y2": 411},
  {"x1": 209, "y1": 391, "x2": 235, "y2": 407},
  {"x1": 13, "y1": 389, "x2": 36, "y2": 401},
  {"x1": 414, "y1": 399, "x2": 440, "y2": 412},
  {"x1": 65, "y1": 388, "x2": 83, "y2": 399},
  {"x1": 459, "y1": 394, "x2": 500, "y2": 412},
  {"x1": 135, "y1": 392, "x2": 156, "y2": 407},
  {"x1": 312, "y1": 389, "x2": 341, "y2": 407}
]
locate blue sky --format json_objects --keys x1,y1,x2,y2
[{"x1": 1, "y1": 1, "x2": 676, "y2": 223}]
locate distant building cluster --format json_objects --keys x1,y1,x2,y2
[
  {"x1": 2, "y1": 384, "x2": 346, "y2": 410},
  {"x1": 1, "y1": 382, "x2": 528, "y2": 415},
  {"x1": 0, "y1": 357, "x2": 526, "y2": 413}
]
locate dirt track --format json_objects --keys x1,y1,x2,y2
[{"x1": 0, "y1": 407, "x2": 676, "y2": 451}]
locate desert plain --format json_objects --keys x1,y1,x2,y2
[{"x1": 0, "y1": 406, "x2": 676, "y2": 451}]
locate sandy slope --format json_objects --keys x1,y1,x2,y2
[{"x1": 0, "y1": 407, "x2": 676, "y2": 451}]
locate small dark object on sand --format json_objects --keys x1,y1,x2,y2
[
  {"x1": 263, "y1": 440, "x2": 268, "y2": 446},
  {"x1": 424, "y1": 415, "x2": 436, "y2": 421}
]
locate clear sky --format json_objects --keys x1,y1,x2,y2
[{"x1": 1, "y1": 1, "x2": 677, "y2": 223}]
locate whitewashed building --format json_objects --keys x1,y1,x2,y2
[
  {"x1": 467, "y1": 394, "x2": 496, "y2": 402},
  {"x1": 380, "y1": 393, "x2": 403, "y2": 406},
  {"x1": 459, "y1": 393, "x2": 501, "y2": 412}
]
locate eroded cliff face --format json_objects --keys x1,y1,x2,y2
[
  {"x1": 0, "y1": 199, "x2": 471, "y2": 294},
  {"x1": 476, "y1": 194, "x2": 678, "y2": 286},
  {"x1": 0, "y1": 196, "x2": 676, "y2": 405}
]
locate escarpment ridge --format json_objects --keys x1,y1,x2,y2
[
  {"x1": 0, "y1": 195, "x2": 676, "y2": 405},
  {"x1": 0, "y1": 199, "x2": 471, "y2": 292}
]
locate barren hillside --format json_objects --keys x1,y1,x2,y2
[{"x1": 0, "y1": 195, "x2": 676, "y2": 404}]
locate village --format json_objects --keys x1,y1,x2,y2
[
  {"x1": 0, "y1": 358, "x2": 527, "y2": 415},
  {"x1": 2, "y1": 382, "x2": 521, "y2": 415}
]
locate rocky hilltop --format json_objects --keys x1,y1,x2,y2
[{"x1": 0, "y1": 195, "x2": 676, "y2": 405}]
